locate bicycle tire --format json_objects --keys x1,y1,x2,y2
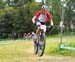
[
  {"x1": 37, "y1": 33, "x2": 46, "y2": 57},
  {"x1": 34, "y1": 41, "x2": 38, "y2": 54}
]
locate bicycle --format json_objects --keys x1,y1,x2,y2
[{"x1": 33, "y1": 25, "x2": 52, "y2": 57}]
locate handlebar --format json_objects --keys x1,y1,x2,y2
[{"x1": 46, "y1": 25, "x2": 53, "y2": 30}]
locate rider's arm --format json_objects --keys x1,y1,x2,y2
[
  {"x1": 47, "y1": 12, "x2": 53, "y2": 26},
  {"x1": 50, "y1": 19, "x2": 53, "y2": 26},
  {"x1": 32, "y1": 10, "x2": 41, "y2": 24},
  {"x1": 32, "y1": 16, "x2": 36, "y2": 24}
]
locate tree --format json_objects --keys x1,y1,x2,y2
[{"x1": 0, "y1": 0, "x2": 4, "y2": 8}]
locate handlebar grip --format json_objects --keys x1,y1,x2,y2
[
  {"x1": 50, "y1": 26, "x2": 53, "y2": 30},
  {"x1": 46, "y1": 26, "x2": 53, "y2": 30}
]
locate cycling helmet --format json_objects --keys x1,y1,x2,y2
[{"x1": 42, "y1": 5, "x2": 49, "y2": 11}]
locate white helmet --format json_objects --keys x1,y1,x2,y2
[{"x1": 42, "y1": 5, "x2": 49, "y2": 11}]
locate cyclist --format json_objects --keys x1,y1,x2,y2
[{"x1": 32, "y1": 5, "x2": 53, "y2": 36}]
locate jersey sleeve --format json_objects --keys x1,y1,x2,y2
[
  {"x1": 34, "y1": 10, "x2": 42, "y2": 18},
  {"x1": 47, "y1": 12, "x2": 52, "y2": 21}
]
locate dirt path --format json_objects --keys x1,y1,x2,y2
[
  {"x1": 0, "y1": 40, "x2": 75, "y2": 62},
  {"x1": 25, "y1": 47, "x2": 75, "y2": 62}
]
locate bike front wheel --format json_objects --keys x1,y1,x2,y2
[
  {"x1": 34, "y1": 41, "x2": 38, "y2": 54},
  {"x1": 37, "y1": 34, "x2": 46, "y2": 57},
  {"x1": 38, "y1": 41, "x2": 45, "y2": 56}
]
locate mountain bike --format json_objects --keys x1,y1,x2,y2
[
  {"x1": 33, "y1": 25, "x2": 52, "y2": 57},
  {"x1": 37, "y1": 28, "x2": 46, "y2": 56}
]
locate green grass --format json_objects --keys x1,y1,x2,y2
[
  {"x1": 0, "y1": 36, "x2": 75, "y2": 62},
  {"x1": 45, "y1": 35, "x2": 75, "y2": 57}
]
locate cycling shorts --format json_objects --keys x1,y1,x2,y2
[{"x1": 36, "y1": 21, "x2": 46, "y2": 32}]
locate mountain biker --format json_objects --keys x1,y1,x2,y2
[{"x1": 32, "y1": 5, "x2": 53, "y2": 36}]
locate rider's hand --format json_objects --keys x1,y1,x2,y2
[
  {"x1": 50, "y1": 25, "x2": 53, "y2": 30},
  {"x1": 32, "y1": 20, "x2": 36, "y2": 26}
]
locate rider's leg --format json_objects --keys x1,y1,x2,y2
[
  {"x1": 40, "y1": 25, "x2": 46, "y2": 41},
  {"x1": 36, "y1": 26, "x2": 41, "y2": 36},
  {"x1": 36, "y1": 21, "x2": 41, "y2": 36}
]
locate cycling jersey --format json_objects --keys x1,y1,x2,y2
[{"x1": 34, "y1": 9, "x2": 52, "y2": 23}]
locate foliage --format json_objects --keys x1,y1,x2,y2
[
  {"x1": 0, "y1": 0, "x2": 75, "y2": 38},
  {"x1": 0, "y1": 0, "x2": 40, "y2": 38},
  {"x1": 0, "y1": 0, "x2": 4, "y2": 8}
]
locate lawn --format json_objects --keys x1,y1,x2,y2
[
  {"x1": 46, "y1": 36, "x2": 75, "y2": 56},
  {"x1": 0, "y1": 35, "x2": 75, "y2": 62}
]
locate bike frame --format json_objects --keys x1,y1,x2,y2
[
  {"x1": 37, "y1": 26, "x2": 46, "y2": 56},
  {"x1": 33, "y1": 25, "x2": 51, "y2": 56}
]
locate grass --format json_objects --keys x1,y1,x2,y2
[
  {"x1": 0, "y1": 35, "x2": 75, "y2": 62},
  {"x1": 45, "y1": 35, "x2": 75, "y2": 57}
]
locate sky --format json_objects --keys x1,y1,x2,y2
[{"x1": 35, "y1": 0, "x2": 42, "y2": 2}]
